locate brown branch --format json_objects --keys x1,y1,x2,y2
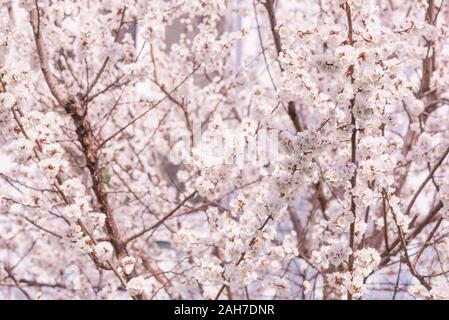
[
  {"x1": 98, "y1": 64, "x2": 201, "y2": 149},
  {"x1": 124, "y1": 191, "x2": 197, "y2": 245},
  {"x1": 384, "y1": 190, "x2": 432, "y2": 291},
  {"x1": 12, "y1": 106, "x2": 129, "y2": 290},
  {"x1": 27, "y1": 6, "x2": 133, "y2": 295},
  {"x1": 23, "y1": 216, "x2": 63, "y2": 239},
  {"x1": 30, "y1": 2, "x2": 66, "y2": 106},
  {"x1": 214, "y1": 214, "x2": 273, "y2": 300},
  {"x1": 30, "y1": 3, "x2": 129, "y2": 261},
  {"x1": 261, "y1": 0, "x2": 302, "y2": 132},
  {"x1": 380, "y1": 200, "x2": 443, "y2": 266},
  {"x1": 83, "y1": 7, "x2": 127, "y2": 99},
  {"x1": 253, "y1": 0, "x2": 277, "y2": 91},
  {"x1": 64, "y1": 97, "x2": 127, "y2": 258},
  {"x1": 413, "y1": 217, "x2": 443, "y2": 267},
  {"x1": 344, "y1": 1, "x2": 358, "y2": 300},
  {"x1": 404, "y1": 145, "x2": 449, "y2": 217},
  {"x1": 3, "y1": 266, "x2": 33, "y2": 300}
]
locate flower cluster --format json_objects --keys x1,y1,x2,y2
[{"x1": 1, "y1": 0, "x2": 449, "y2": 301}]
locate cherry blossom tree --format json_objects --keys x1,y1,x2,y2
[{"x1": 1, "y1": 0, "x2": 449, "y2": 300}]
